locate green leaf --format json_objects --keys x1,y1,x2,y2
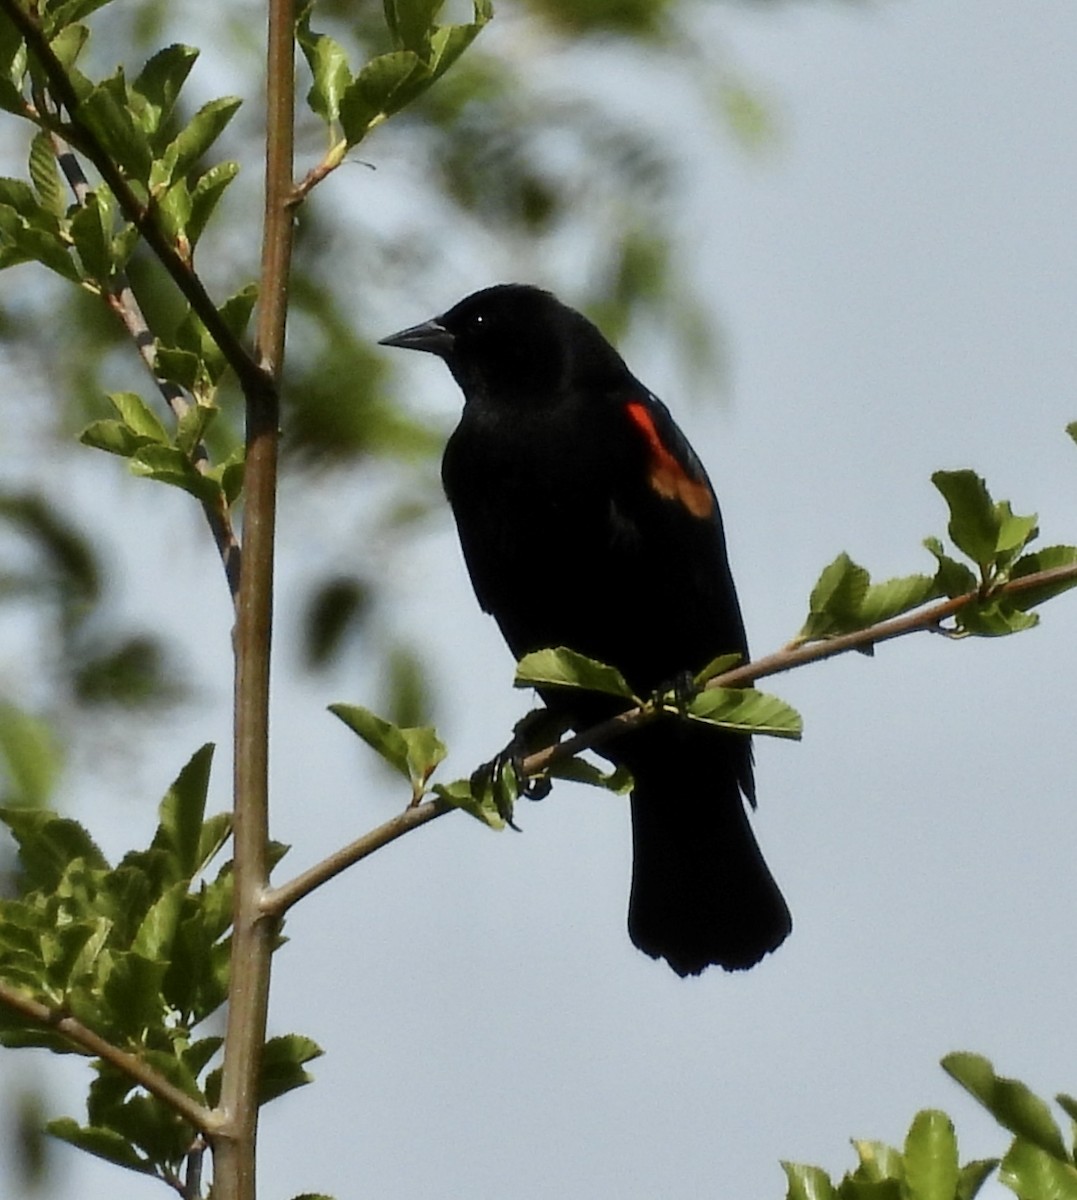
[
  {"x1": 156, "y1": 96, "x2": 241, "y2": 188},
  {"x1": 1066, "y1": 421, "x2": 1077, "y2": 447},
  {"x1": 957, "y1": 599, "x2": 1039, "y2": 637},
  {"x1": 130, "y1": 44, "x2": 199, "y2": 141},
  {"x1": 924, "y1": 536, "x2": 978, "y2": 598},
  {"x1": 108, "y1": 391, "x2": 170, "y2": 442},
  {"x1": 329, "y1": 704, "x2": 446, "y2": 795},
  {"x1": 47, "y1": 23, "x2": 89, "y2": 72},
  {"x1": 156, "y1": 178, "x2": 191, "y2": 243},
  {"x1": 956, "y1": 1159, "x2": 1000, "y2": 1200},
  {"x1": 384, "y1": 0, "x2": 442, "y2": 52},
  {"x1": 175, "y1": 402, "x2": 216, "y2": 456},
  {"x1": 0, "y1": 809, "x2": 108, "y2": 890},
  {"x1": 46, "y1": 1118, "x2": 154, "y2": 1175},
  {"x1": 150, "y1": 743, "x2": 214, "y2": 879},
  {"x1": 80, "y1": 420, "x2": 155, "y2": 458},
  {"x1": 79, "y1": 70, "x2": 153, "y2": 184},
  {"x1": 1009, "y1": 545, "x2": 1077, "y2": 610},
  {"x1": 994, "y1": 501, "x2": 1038, "y2": 557},
  {"x1": 339, "y1": 50, "x2": 427, "y2": 145},
  {"x1": 1000, "y1": 1140, "x2": 1077, "y2": 1200},
  {"x1": 425, "y1": 7, "x2": 490, "y2": 78},
  {"x1": 932, "y1": 471, "x2": 1000, "y2": 569},
  {"x1": 859, "y1": 573, "x2": 941, "y2": 625},
  {"x1": 297, "y1": 11, "x2": 352, "y2": 124},
  {"x1": 0, "y1": 702, "x2": 60, "y2": 807},
  {"x1": 780, "y1": 1162, "x2": 838, "y2": 1200},
  {"x1": 46, "y1": 0, "x2": 114, "y2": 32},
  {"x1": 799, "y1": 552, "x2": 869, "y2": 639},
  {"x1": 195, "y1": 812, "x2": 232, "y2": 876},
  {"x1": 687, "y1": 687, "x2": 802, "y2": 740},
  {"x1": 128, "y1": 445, "x2": 220, "y2": 504},
  {"x1": 432, "y1": 777, "x2": 505, "y2": 831},
  {"x1": 545, "y1": 756, "x2": 632, "y2": 794},
  {"x1": 183, "y1": 1035, "x2": 224, "y2": 1079},
  {"x1": 0, "y1": 177, "x2": 37, "y2": 215},
  {"x1": 69, "y1": 190, "x2": 114, "y2": 280},
  {"x1": 154, "y1": 346, "x2": 201, "y2": 391},
  {"x1": 187, "y1": 160, "x2": 238, "y2": 248},
  {"x1": 99, "y1": 951, "x2": 167, "y2": 1038},
  {"x1": 110, "y1": 221, "x2": 139, "y2": 269},
  {"x1": 692, "y1": 652, "x2": 742, "y2": 687},
  {"x1": 130, "y1": 881, "x2": 187, "y2": 960},
  {"x1": 340, "y1": 0, "x2": 489, "y2": 145},
  {"x1": 210, "y1": 445, "x2": 246, "y2": 505},
  {"x1": 514, "y1": 647, "x2": 637, "y2": 700},
  {"x1": 259, "y1": 1034, "x2": 323, "y2": 1105},
  {"x1": 942, "y1": 1053, "x2": 1068, "y2": 1160},
  {"x1": 28, "y1": 131, "x2": 65, "y2": 218},
  {"x1": 0, "y1": 202, "x2": 79, "y2": 281},
  {"x1": 851, "y1": 1139, "x2": 904, "y2": 1183},
  {"x1": 904, "y1": 1110, "x2": 959, "y2": 1200}
]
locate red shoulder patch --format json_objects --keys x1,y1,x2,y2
[{"x1": 625, "y1": 401, "x2": 714, "y2": 519}]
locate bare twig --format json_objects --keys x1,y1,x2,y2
[
  {"x1": 48, "y1": 130, "x2": 242, "y2": 602},
  {"x1": 0, "y1": 979, "x2": 221, "y2": 1136},
  {"x1": 263, "y1": 558, "x2": 1077, "y2": 917},
  {"x1": 262, "y1": 798, "x2": 451, "y2": 918}
]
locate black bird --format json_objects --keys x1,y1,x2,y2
[{"x1": 380, "y1": 284, "x2": 790, "y2": 975}]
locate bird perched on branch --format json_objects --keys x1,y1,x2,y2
[{"x1": 381, "y1": 284, "x2": 790, "y2": 976}]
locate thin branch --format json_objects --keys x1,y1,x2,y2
[
  {"x1": 264, "y1": 558, "x2": 1077, "y2": 917},
  {"x1": 262, "y1": 798, "x2": 450, "y2": 918},
  {"x1": 48, "y1": 131, "x2": 242, "y2": 603},
  {"x1": 0, "y1": 979, "x2": 221, "y2": 1136},
  {"x1": 0, "y1": 0, "x2": 268, "y2": 401}
]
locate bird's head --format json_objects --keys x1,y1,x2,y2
[{"x1": 379, "y1": 284, "x2": 628, "y2": 407}]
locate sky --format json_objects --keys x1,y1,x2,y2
[{"x1": 4, "y1": 2, "x2": 1077, "y2": 1198}]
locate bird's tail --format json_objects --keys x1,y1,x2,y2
[{"x1": 621, "y1": 723, "x2": 791, "y2": 976}]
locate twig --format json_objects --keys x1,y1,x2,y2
[
  {"x1": 262, "y1": 798, "x2": 451, "y2": 918},
  {"x1": 0, "y1": 979, "x2": 221, "y2": 1136},
  {"x1": 48, "y1": 131, "x2": 242, "y2": 603},
  {"x1": 264, "y1": 558, "x2": 1077, "y2": 916}
]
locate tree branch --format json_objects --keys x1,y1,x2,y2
[
  {"x1": 47, "y1": 130, "x2": 242, "y2": 603},
  {"x1": 0, "y1": 979, "x2": 220, "y2": 1136},
  {"x1": 262, "y1": 798, "x2": 451, "y2": 918},
  {"x1": 264, "y1": 558, "x2": 1077, "y2": 917}
]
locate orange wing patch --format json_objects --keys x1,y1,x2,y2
[{"x1": 625, "y1": 401, "x2": 714, "y2": 519}]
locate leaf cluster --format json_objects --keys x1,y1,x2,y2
[
  {"x1": 784, "y1": 1054, "x2": 1077, "y2": 1200},
  {"x1": 0, "y1": 746, "x2": 227, "y2": 1176},
  {"x1": 800, "y1": 468, "x2": 1077, "y2": 643},
  {"x1": 0, "y1": 743, "x2": 323, "y2": 1184},
  {"x1": 0, "y1": 21, "x2": 240, "y2": 277},
  {"x1": 297, "y1": 0, "x2": 492, "y2": 155}
]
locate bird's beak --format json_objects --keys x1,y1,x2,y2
[{"x1": 378, "y1": 318, "x2": 454, "y2": 358}]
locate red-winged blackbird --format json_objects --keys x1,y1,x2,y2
[{"x1": 381, "y1": 284, "x2": 790, "y2": 975}]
